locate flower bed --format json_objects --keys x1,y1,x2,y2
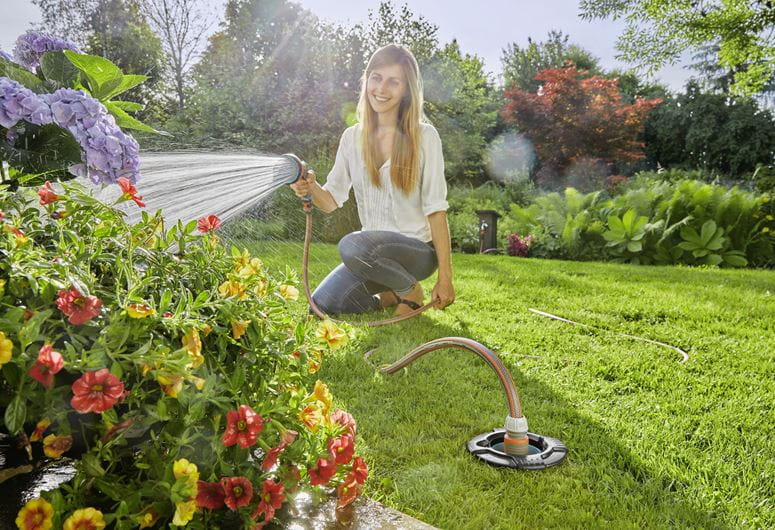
[{"x1": 1, "y1": 181, "x2": 367, "y2": 528}]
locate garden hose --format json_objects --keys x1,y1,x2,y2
[{"x1": 296, "y1": 195, "x2": 530, "y2": 456}]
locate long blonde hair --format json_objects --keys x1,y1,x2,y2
[{"x1": 357, "y1": 44, "x2": 425, "y2": 195}]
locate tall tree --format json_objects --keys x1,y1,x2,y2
[
  {"x1": 502, "y1": 65, "x2": 663, "y2": 188},
  {"x1": 360, "y1": 1, "x2": 439, "y2": 62},
  {"x1": 500, "y1": 30, "x2": 601, "y2": 91},
  {"x1": 580, "y1": 0, "x2": 775, "y2": 95},
  {"x1": 139, "y1": 0, "x2": 216, "y2": 111},
  {"x1": 32, "y1": 0, "x2": 97, "y2": 45}
]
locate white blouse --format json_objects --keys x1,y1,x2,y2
[{"x1": 322, "y1": 122, "x2": 449, "y2": 243}]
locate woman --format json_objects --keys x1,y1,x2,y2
[{"x1": 291, "y1": 44, "x2": 454, "y2": 316}]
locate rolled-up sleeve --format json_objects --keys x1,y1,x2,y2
[
  {"x1": 321, "y1": 128, "x2": 353, "y2": 208},
  {"x1": 420, "y1": 124, "x2": 448, "y2": 216}
]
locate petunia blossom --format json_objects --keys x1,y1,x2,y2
[
  {"x1": 336, "y1": 474, "x2": 362, "y2": 509},
  {"x1": 196, "y1": 480, "x2": 226, "y2": 510},
  {"x1": 37, "y1": 181, "x2": 61, "y2": 205},
  {"x1": 15, "y1": 497, "x2": 54, "y2": 530},
  {"x1": 251, "y1": 479, "x2": 285, "y2": 524},
  {"x1": 117, "y1": 176, "x2": 145, "y2": 208},
  {"x1": 42, "y1": 433, "x2": 72, "y2": 458},
  {"x1": 28, "y1": 343, "x2": 64, "y2": 388},
  {"x1": 261, "y1": 430, "x2": 298, "y2": 471},
  {"x1": 56, "y1": 287, "x2": 102, "y2": 325},
  {"x1": 197, "y1": 214, "x2": 221, "y2": 233},
  {"x1": 221, "y1": 476, "x2": 253, "y2": 511},
  {"x1": 328, "y1": 434, "x2": 355, "y2": 466},
  {"x1": 329, "y1": 409, "x2": 357, "y2": 437},
  {"x1": 308, "y1": 457, "x2": 337, "y2": 487},
  {"x1": 222, "y1": 404, "x2": 263, "y2": 448},
  {"x1": 351, "y1": 456, "x2": 369, "y2": 485},
  {"x1": 70, "y1": 368, "x2": 125, "y2": 414},
  {"x1": 29, "y1": 418, "x2": 51, "y2": 442},
  {"x1": 62, "y1": 507, "x2": 105, "y2": 530}
]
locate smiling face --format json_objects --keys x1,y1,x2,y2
[{"x1": 366, "y1": 63, "x2": 407, "y2": 118}]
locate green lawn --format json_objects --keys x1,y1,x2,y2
[{"x1": 242, "y1": 239, "x2": 774, "y2": 529}]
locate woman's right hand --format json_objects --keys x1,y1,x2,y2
[{"x1": 290, "y1": 169, "x2": 316, "y2": 199}]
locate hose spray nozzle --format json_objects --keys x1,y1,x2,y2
[{"x1": 280, "y1": 153, "x2": 312, "y2": 211}]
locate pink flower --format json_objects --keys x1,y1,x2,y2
[
  {"x1": 351, "y1": 456, "x2": 368, "y2": 485},
  {"x1": 330, "y1": 409, "x2": 356, "y2": 437},
  {"x1": 328, "y1": 434, "x2": 354, "y2": 465},
  {"x1": 221, "y1": 476, "x2": 253, "y2": 510},
  {"x1": 250, "y1": 479, "x2": 285, "y2": 524},
  {"x1": 28, "y1": 343, "x2": 63, "y2": 388},
  {"x1": 197, "y1": 215, "x2": 221, "y2": 233},
  {"x1": 222, "y1": 405, "x2": 263, "y2": 448},
  {"x1": 118, "y1": 177, "x2": 145, "y2": 208},
  {"x1": 37, "y1": 181, "x2": 61, "y2": 205},
  {"x1": 56, "y1": 287, "x2": 102, "y2": 325},
  {"x1": 70, "y1": 369, "x2": 125, "y2": 414}
]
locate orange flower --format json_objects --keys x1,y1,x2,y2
[
  {"x1": 16, "y1": 497, "x2": 53, "y2": 530},
  {"x1": 126, "y1": 303, "x2": 155, "y2": 318},
  {"x1": 316, "y1": 320, "x2": 348, "y2": 349},
  {"x1": 63, "y1": 507, "x2": 105, "y2": 530},
  {"x1": 219, "y1": 279, "x2": 248, "y2": 300},
  {"x1": 336, "y1": 475, "x2": 362, "y2": 509},
  {"x1": 299, "y1": 402, "x2": 324, "y2": 432},
  {"x1": 157, "y1": 373, "x2": 184, "y2": 397},
  {"x1": 117, "y1": 177, "x2": 145, "y2": 208},
  {"x1": 29, "y1": 418, "x2": 51, "y2": 442},
  {"x1": 43, "y1": 433, "x2": 73, "y2": 458},
  {"x1": 197, "y1": 214, "x2": 221, "y2": 233},
  {"x1": 37, "y1": 181, "x2": 61, "y2": 205},
  {"x1": 231, "y1": 319, "x2": 249, "y2": 340}
]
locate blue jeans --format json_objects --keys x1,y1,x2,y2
[{"x1": 312, "y1": 230, "x2": 438, "y2": 314}]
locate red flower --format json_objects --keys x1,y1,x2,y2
[
  {"x1": 197, "y1": 214, "x2": 221, "y2": 233},
  {"x1": 70, "y1": 369, "x2": 125, "y2": 414},
  {"x1": 118, "y1": 177, "x2": 145, "y2": 208},
  {"x1": 330, "y1": 409, "x2": 356, "y2": 437},
  {"x1": 37, "y1": 181, "x2": 61, "y2": 205},
  {"x1": 336, "y1": 474, "x2": 362, "y2": 509},
  {"x1": 351, "y1": 456, "x2": 368, "y2": 485},
  {"x1": 222, "y1": 405, "x2": 263, "y2": 448},
  {"x1": 250, "y1": 479, "x2": 285, "y2": 524},
  {"x1": 328, "y1": 434, "x2": 354, "y2": 465},
  {"x1": 56, "y1": 287, "x2": 102, "y2": 325},
  {"x1": 261, "y1": 430, "x2": 298, "y2": 471},
  {"x1": 308, "y1": 457, "x2": 337, "y2": 486},
  {"x1": 196, "y1": 480, "x2": 226, "y2": 510},
  {"x1": 28, "y1": 344, "x2": 64, "y2": 388},
  {"x1": 221, "y1": 476, "x2": 253, "y2": 511}
]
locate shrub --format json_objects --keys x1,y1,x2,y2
[{"x1": 0, "y1": 180, "x2": 366, "y2": 526}]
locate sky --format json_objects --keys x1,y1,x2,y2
[{"x1": 1, "y1": 0, "x2": 694, "y2": 91}]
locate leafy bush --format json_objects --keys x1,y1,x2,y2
[
  {"x1": 0, "y1": 182, "x2": 368, "y2": 527},
  {"x1": 500, "y1": 178, "x2": 774, "y2": 267}
]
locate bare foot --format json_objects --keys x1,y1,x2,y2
[
  {"x1": 377, "y1": 290, "x2": 399, "y2": 308},
  {"x1": 392, "y1": 284, "x2": 424, "y2": 317}
]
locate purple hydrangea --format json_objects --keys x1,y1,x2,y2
[
  {"x1": 0, "y1": 77, "x2": 52, "y2": 127},
  {"x1": 0, "y1": 49, "x2": 14, "y2": 63},
  {"x1": 13, "y1": 31, "x2": 82, "y2": 71},
  {"x1": 0, "y1": 77, "x2": 140, "y2": 185}
]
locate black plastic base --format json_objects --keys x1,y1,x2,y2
[{"x1": 467, "y1": 428, "x2": 567, "y2": 470}]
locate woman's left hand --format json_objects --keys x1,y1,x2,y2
[{"x1": 431, "y1": 278, "x2": 455, "y2": 309}]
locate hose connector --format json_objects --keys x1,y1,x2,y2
[{"x1": 503, "y1": 415, "x2": 530, "y2": 456}]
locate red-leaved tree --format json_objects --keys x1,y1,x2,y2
[{"x1": 501, "y1": 64, "x2": 662, "y2": 189}]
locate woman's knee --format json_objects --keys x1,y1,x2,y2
[{"x1": 338, "y1": 232, "x2": 374, "y2": 272}]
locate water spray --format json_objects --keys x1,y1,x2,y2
[{"x1": 282, "y1": 153, "x2": 567, "y2": 470}]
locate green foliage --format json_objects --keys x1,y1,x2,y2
[
  {"x1": 643, "y1": 82, "x2": 775, "y2": 178},
  {"x1": 580, "y1": 0, "x2": 775, "y2": 95},
  {"x1": 0, "y1": 183, "x2": 360, "y2": 525},
  {"x1": 500, "y1": 177, "x2": 774, "y2": 267},
  {"x1": 500, "y1": 30, "x2": 601, "y2": 91}
]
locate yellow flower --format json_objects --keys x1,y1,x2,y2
[
  {"x1": 219, "y1": 279, "x2": 248, "y2": 300},
  {"x1": 202, "y1": 324, "x2": 213, "y2": 336},
  {"x1": 187, "y1": 375, "x2": 206, "y2": 390},
  {"x1": 253, "y1": 279, "x2": 267, "y2": 297},
  {"x1": 299, "y1": 402, "x2": 324, "y2": 432},
  {"x1": 43, "y1": 433, "x2": 73, "y2": 458},
  {"x1": 63, "y1": 507, "x2": 105, "y2": 530},
  {"x1": 316, "y1": 320, "x2": 348, "y2": 350},
  {"x1": 279, "y1": 284, "x2": 299, "y2": 301},
  {"x1": 173, "y1": 458, "x2": 199, "y2": 484},
  {"x1": 234, "y1": 250, "x2": 263, "y2": 278},
  {"x1": 16, "y1": 497, "x2": 54, "y2": 530},
  {"x1": 231, "y1": 319, "x2": 250, "y2": 340},
  {"x1": 136, "y1": 507, "x2": 159, "y2": 529},
  {"x1": 182, "y1": 328, "x2": 203, "y2": 369},
  {"x1": 307, "y1": 357, "x2": 321, "y2": 374},
  {"x1": 0, "y1": 331, "x2": 13, "y2": 365},
  {"x1": 310, "y1": 380, "x2": 333, "y2": 416},
  {"x1": 126, "y1": 303, "x2": 155, "y2": 319},
  {"x1": 172, "y1": 500, "x2": 197, "y2": 526},
  {"x1": 157, "y1": 373, "x2": 184, "y2": 398},
  {"x1": 0, "y1": 278, "x2": 5, "y2": 294}
]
